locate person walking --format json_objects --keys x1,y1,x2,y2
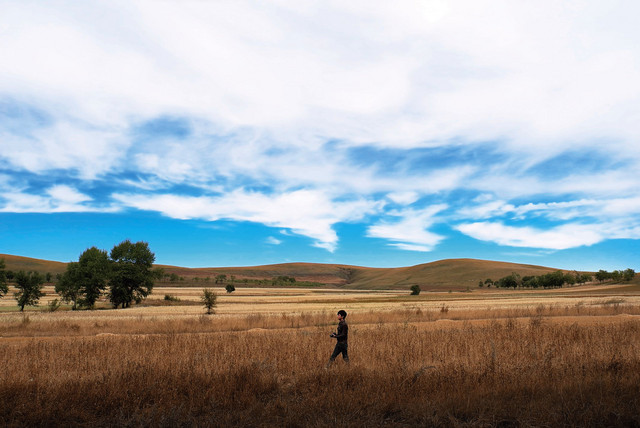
[{"x1": 327, "y1": 309, "x2": 349, "y2": 367}]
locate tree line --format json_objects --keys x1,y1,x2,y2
[
  {"x1": 480, "y1": 268, "x2": 635, "y2": 289},
  {"x1": 0, "y1": 240, "x2": 157, "y2": 311}
]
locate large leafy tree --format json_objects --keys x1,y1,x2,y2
[
  {"x1": 0, "y1": 259, "x2": 8, "y2": 298},
  {"x1": 56, "y1": 247, "x2": 111, "y2": 309},
  {"x1": 109, "y1": 240, "x2": 156, "y2": 308},
  {"x1": 78, "y1": 247, "x2": 110, "y2": 308},
  {"x1": 14, "y1": 271, "x2": 45, "y2": 311},
  {"x1": 56, "y1": 262, "x2": 83, "y2": 310}
]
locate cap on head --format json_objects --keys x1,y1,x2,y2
[{"x1": 337, "y1": 310, "x2": 347, "y2": 318}]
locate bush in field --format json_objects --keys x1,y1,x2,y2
[
  {"x1": 201, "y1": 288, "x2": 217, "y2": 314},
  {"x1": 0, "y1": 259, "x2": 8, "y2": 298},
  {"x1": 14, "y1": 271, "x2": 45, "y2": 311},
  {"x1": 410, "y1": 284, "x2": 421, "y2": 295},
  {"x1": 47, "y1": 298, "x2": 61, "y2": 312},
  {"x1": 225, "y1": 284, "x2": 235, "y2": 293},
  {"x1": 164, "y1": 294, "x2": 180, "y2": 302}
]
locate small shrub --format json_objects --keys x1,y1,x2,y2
[
  {"x1": 164, "y1": 294, "x2": 180, "y2": 302},
  {"x1": 225, "y1": 284, "x2": 235, "y2": 293},
  {"x1": 201, "y1": 288, "x2": 217, "y2": 314},
  {"x1": 47, "y1": 299, "x2": 61, "y2": 312},
  {"x1": 409, "y1": 285, "x2": 421, "y2": 295}
]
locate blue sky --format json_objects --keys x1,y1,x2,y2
[{"x1": 1, "y1": 1, "x2": 639, "y2": 271}]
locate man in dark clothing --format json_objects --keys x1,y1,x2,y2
[{"x1": 327, "y1": 309, "x2": 349, "y2": 367}]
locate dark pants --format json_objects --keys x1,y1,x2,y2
[{"x1": 328, "y1": 342, "x2": 349, "y2": 365}]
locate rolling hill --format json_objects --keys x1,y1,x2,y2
[{"x1": 1, "y1": 253, "x2": 574, "y2": 290}]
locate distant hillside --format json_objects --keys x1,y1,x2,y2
[
  {"x1": 0, "y1": 254, "x2": 67, "y2": 276},
  {"x1": 1, "y1": 253, "x2": 572, "y2": 290},
  {"x1": 344, "y1": 259, "x2": 564, "y2": 290}
]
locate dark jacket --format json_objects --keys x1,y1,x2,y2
[{"x1": 335, "y1": 319, "x2": 348, "y2": 343}]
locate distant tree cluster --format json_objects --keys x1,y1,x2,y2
[
  {"x1": 272, "y1": 275, "x2": 296, "y2": 286},
  {"x1": 594, "y1": 269, "x2": 636, "y2": 282},
  {"x1": 483, "y1": 268, "x2": 635, "y2": 290},
  {"x1": 0, "y1": 259, "x2": 8, "y2": 299}
]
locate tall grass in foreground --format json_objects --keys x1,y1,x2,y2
[{"x1": 1, "y1": 313, "x2": 639, "y2": 426}]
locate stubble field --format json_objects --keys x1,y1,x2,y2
[{"x1": 1, "y1": 284, "x2": 639, "y2": 427}]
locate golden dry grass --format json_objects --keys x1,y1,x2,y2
[{"x1": 1, "y1": 286, "x2": 640, "y2": 427}]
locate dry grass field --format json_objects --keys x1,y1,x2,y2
[{"x1": 1, "y1": 283, "x2": 640, "y2": 427}]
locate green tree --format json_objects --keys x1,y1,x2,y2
[
  {"x1": 580, "y1": 273, "x2": 592, "y2": 284},
  {"x1": 595, "y1": 270, "x2": 610, "y2": 282},
  {"x1": 201, "y1": 288, "x2": 217, "y2": 314},
  {"x1": 540, "y1": 271, "x2": 565, "y2": 288},
  {"x1": 79, "y1": 247, "x2": 111, "y2": 308},
  {"x1": 214, "y1": 274, "x2": 227, "y2": 284},
  {"x1": 0, "y1": 259, "x2": 8, "y2": 299},
  {"x1": 623, "y1": 268, "x2": 635, "y2": 281},
  {"x1": 14, "y1": 271, "x2": 45, "y2": 311},
  {"x1": 55, "y1": 262, "x2": 82, "y2": 310},
  {"x1": 611, "y1": 270, "x2": 623, "y2": 281},
  {"x1": 225, "y1": 284, "x2": 235, "y2": 293},
  {"x1": 522, "y1": 275, "x2": 539, "y2": 288},
  {"x1": 563, "y1": 272, "x2": 576, "y2": 286},
  {"x1": 497, "y1": 272, "x2": 520, "y2": 289},
  {"x1": 410, "y1": 284, "x2": 421, "y2": 295},
  {"x1": 56, "y1": 247, "x2": 111, "y2": 309},
  {"x1": 109, "y1": 240, "x2": 156, "y2": 308}
]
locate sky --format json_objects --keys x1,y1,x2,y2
[{"x1": 1, "y1": 1, "x2": 640, "y2": 271}]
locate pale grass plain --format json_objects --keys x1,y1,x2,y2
[{"x1": 1, "y1": 283, "x2": 640, "y2": 426}]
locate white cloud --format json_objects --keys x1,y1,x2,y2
[
  {"x1": 367, "y1": 205, "x2": 448, "y2": 251},
  {"x1": 46, "y1": 185, "x2": 91, "y2": 205},
  {"x1": 0, "y1": 185, "x2": 102, "y2": 213},
  {"x1": 456, "y1": 222, "x2": 607, "y2": 250},
  {"x1": 389, "y1": 243, "x2": 433, "y2": 252},
  {"x1": 456, "y1": 199, "x2": 516, "y2": 220},
  {"x1": 387, "y1": 191, "x2": 420, "y2": 205},
  {"x1": 459, "y1": 195, "x2": 640, "y2": 223},
  {"x1": 113, "y1": 189, "x2": 382, "y2": 251},
  {"x1": 2, "y1": 1, "x2": 640, "y2": 156},
  {"x1": 266, "y1": 236, "x2": 282, "y2": 245}
]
